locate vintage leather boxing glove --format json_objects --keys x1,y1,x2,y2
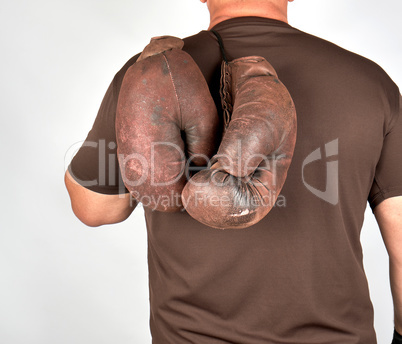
[
  {"x1": 182, "y1": 56, "x2": 297, "y2": 229},
  {"x1": 116, "y1": 36, "x2": 219, "y2": 212}
]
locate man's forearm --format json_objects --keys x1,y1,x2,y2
[
  {"x1": 374, "y1": 196, "x2": 402, "y2": 336},
  {"x1": 391, "y1": 260, "x2": 402, "y2": 333}
]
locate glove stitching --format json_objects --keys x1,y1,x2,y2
[{"x1": 162, "y1": 52, "x2": 182, "y2": 129}]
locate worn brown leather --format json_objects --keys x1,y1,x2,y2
[
  {"x1": 182, "y1": 56, "x2": 297, "y2": 229},
  {"x1": 116, "y1": 37, "x2": 219, "y2": 212},
  {"x1": 137, "y1": 36, "x2": 184, "y2": 62}
]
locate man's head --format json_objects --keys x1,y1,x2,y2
[{"x1": 199, "y1": 0, "x2": 294, "y2": 29}]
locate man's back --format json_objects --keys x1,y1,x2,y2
[{"x1": 68, "y1": 16, "x2": 401, "y2": 344}]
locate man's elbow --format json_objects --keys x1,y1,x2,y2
[
  {"x1": 64, "y1": 170, "x2": 135, "y2": 227},
  {"x1": 69, "y1": 201, "x2": 134, "y2": 227},
  {"x1": 71, "y1": 207, "x2": 106, "y2": 227},
  {"x1": 69, "y1": 200, "x2": 133, "y2": 227}
]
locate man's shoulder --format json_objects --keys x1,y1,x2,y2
[
  {"x1": 111, "y1": 52, "x2": 141, "y2": 95},
  {"x1": 291, "y1": 27, "x2": 392, "y2": 81},
  {"x1": 111, "y1": 31, "x2": 217, "y2": 92},
  {"x1": 111, "y1": 26, "x2": 397, "y2": 96}
]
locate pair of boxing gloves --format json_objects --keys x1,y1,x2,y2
[{"x1": 116, "y1": 36, "x2": 297, "y2": 229}]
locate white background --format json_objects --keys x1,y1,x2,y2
[{"x1": 0, "y1": 0, "x2": 401, "y2": 343}]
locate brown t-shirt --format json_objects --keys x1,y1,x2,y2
[{"x1": 68, "y1": 17, "x2": 402, "y2": 344}]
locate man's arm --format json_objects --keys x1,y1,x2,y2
[
  {"x1": 64, "y1": 170, "x2": 137, "y2": 227},
  {"x1": 374, "y1": 196, "x2": 402, "y2": 334}
]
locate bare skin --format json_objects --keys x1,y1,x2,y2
[
  {"x1": 374, "y1": 196, "x2": 402, "y2": 333},
  {"x1": 65, "y1": 170, "x2": 137, "y2": 227},
  {"x1": 200, "y1": 0, "x2": 294, "y2": 29}
]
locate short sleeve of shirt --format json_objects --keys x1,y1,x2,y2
[
  {"x1": 68, "y1": 78, "x2": 129, "y2": 195},
  {"x1": 368, "y1": 94, "x2": 402, "y2": 211},
  {"x1": 67, "y1": 53, "x2": 140, "y2": 194}
]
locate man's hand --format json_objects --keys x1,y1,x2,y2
[
  {"x1": 374, "y1": 196, "x2": 402, "y2": 334},
  {"x1": 64, "y1": 170, "x2": 137, "y2": 227}
]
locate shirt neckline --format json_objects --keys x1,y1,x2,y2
[{"x1": 208, "y1": 16, "x2": 293, "y2": 31}]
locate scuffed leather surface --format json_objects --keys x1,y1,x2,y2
[
  {"x1": 182, "y1": 56, "x2": 297, "y2": 229},
  {"x1": 138, "y1": 36, "x2": 184, "y2": 62},
  {"x1": 116, "y1": 37, "x2": 219, "y2": 212}
]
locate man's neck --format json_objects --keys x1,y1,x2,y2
[{"x1": 207, "y1": 1, "x2": 289, "y2": 30}]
